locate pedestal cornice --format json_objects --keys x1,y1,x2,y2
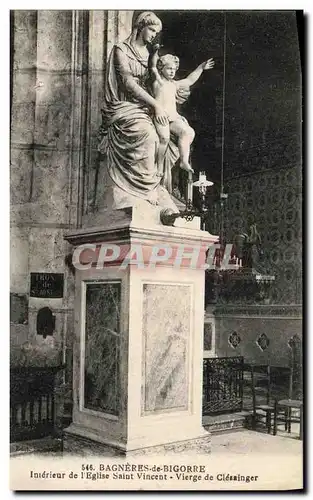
[{"x1": 64, "y1": 207, "x2": 218, "y2": 247}]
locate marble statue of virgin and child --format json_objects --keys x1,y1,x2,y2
[{"x1": 98, "y1": 11, "x2": 214, "y2": 215}]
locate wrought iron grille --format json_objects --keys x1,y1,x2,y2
[
  {"x1": 203, "y1": 356, "x2": 244, "y2": 415},
  {"x1": 10, "y1": 367, "x2": 60, "y2": 442}
]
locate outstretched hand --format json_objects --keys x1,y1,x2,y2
[{"x1": 202, "y1": 58, "x2": 215, "y2": 70}]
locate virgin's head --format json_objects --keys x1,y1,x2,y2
[{"x1": 133, "y1": 11, "x2": 162, "y2": 44}]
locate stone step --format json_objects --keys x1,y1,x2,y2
[{"x1": 203, "y1": 411, "x2": 251, "y2": 434}]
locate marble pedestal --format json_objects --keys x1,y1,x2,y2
[{"x1": 64, "y1": 205, "x2": 218, "y2": 455}]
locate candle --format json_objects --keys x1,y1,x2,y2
[
  {"x1": 199, "y1": 171, "x2": 207, "y2": 183},
  {"x1": 187, "y1": 171, "x2": 193, "y2": 203}
]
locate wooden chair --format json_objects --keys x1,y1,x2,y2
[
  {"x1": 250, "y1": 364, "x2": 276, "y2": 434},
  {"x1": 273, "y1": 399, "x2": 303, "y2": 440},
  {"x1": 272, "y1": 359, "x2": 303, "y2": 440},
  {"x1": 243, "y1": 362, "x2": 302, "y2": 437},
  {"x1": 273, "y1": 335, "x2": 303, "y2": 440}
]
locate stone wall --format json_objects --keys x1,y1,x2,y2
[
  {"x1": 201, "y1": 11, "x2": 302, "y2": 367},
  {"x1": 10, "y1": 9, "x2": 134, "y2": 344},
  {"x1": 223, "y1": 165, "x2": 302, "y2": 305},
  {"x1": 214, "y1": 305, "x2": 302, "y2": 367},
  {"x1": 10, "y1": 10, "x2": 134, "y2": 430},
  {"x1": 11, "y1": 11, "x2": 76, "y2": 361}
]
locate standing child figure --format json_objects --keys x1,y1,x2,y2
[{"x1": 149, "y1": 46, "x2": 215, "y2": 177}]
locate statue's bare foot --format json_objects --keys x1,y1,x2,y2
[{"x1": 180, "y1": 161, "x2": 194, "y2": 174}]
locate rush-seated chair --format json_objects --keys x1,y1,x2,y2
[
  {"x1": 249, "y1": 364, "x2": 275, "y2": 434},
  {"x1": 272, "y1": 364, "x2": 303, "y2": 440},
  {"x1": 244, "y1": 364, "x2": 292, "y2": 434}
]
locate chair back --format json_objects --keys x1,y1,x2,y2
[
  {"x1": 270, "y1": 366, "x2": 292, "y2": 400},
  {"x1": 288, "y1": 334, "x2": 302, "y2": 400},
  {"x1": 243, "y1": 363, "x2": 295, "y2": 411},
  {"x1": 250, "y1": 364, "x2": 271, "y2": 410}
]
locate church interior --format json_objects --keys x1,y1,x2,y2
[{"x1": 10, "y1": 10, "x2": 302, "y2": 454}]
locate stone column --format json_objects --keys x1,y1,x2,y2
[
  {"x1": 85, "y1": 10, "x2": 108, "y2": 213},
  {"x1": 10, "y1": 11, "x2": 37, "y2": 306},
  {"x1": 10, "y1": 10, "x2": 37, "y2": 203},
  {"x1": 106, "y1": 11, "x2": 134, "y2": 59},
  {"x1": 64, "y1": 207, "x2": 218, "y2": 455}
]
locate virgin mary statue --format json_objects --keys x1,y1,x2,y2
[{"x1": 98, "y1": 11, "x2": 181, "y2": 208}]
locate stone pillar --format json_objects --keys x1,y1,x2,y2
[
  {"x1": 10, "y1": 10, "x2": 37, "y2": 197},
  {"x1": 106, "y1": 11, "x2": 134, "y2": 59},
  {"x1": 10, "y1": 11, "x2": 37, "y2": 307},
  {"x1": 32, "y1": 10, "x2": 73, "y2": 223},
  {"x1": 64, "y1": 207, "x2": 217, "y2": 455},
  {"x1": 85, "y1": 10, "x2": 108, "y2": 213}
]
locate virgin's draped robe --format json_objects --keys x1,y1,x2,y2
[{"x1": 98, "y1": 40, "x2": 179, "y2": 198}]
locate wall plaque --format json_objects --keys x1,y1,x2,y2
[{"x1": 30, "y1": 273, "x2": 64, "y2": 298}]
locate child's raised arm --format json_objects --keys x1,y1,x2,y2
[
  {"x1": 176, "y1": 58, "x2": 214, "y2": 88},
  {"x1": 148, "y1": 44, "x2": 163, "y2": 85}
]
